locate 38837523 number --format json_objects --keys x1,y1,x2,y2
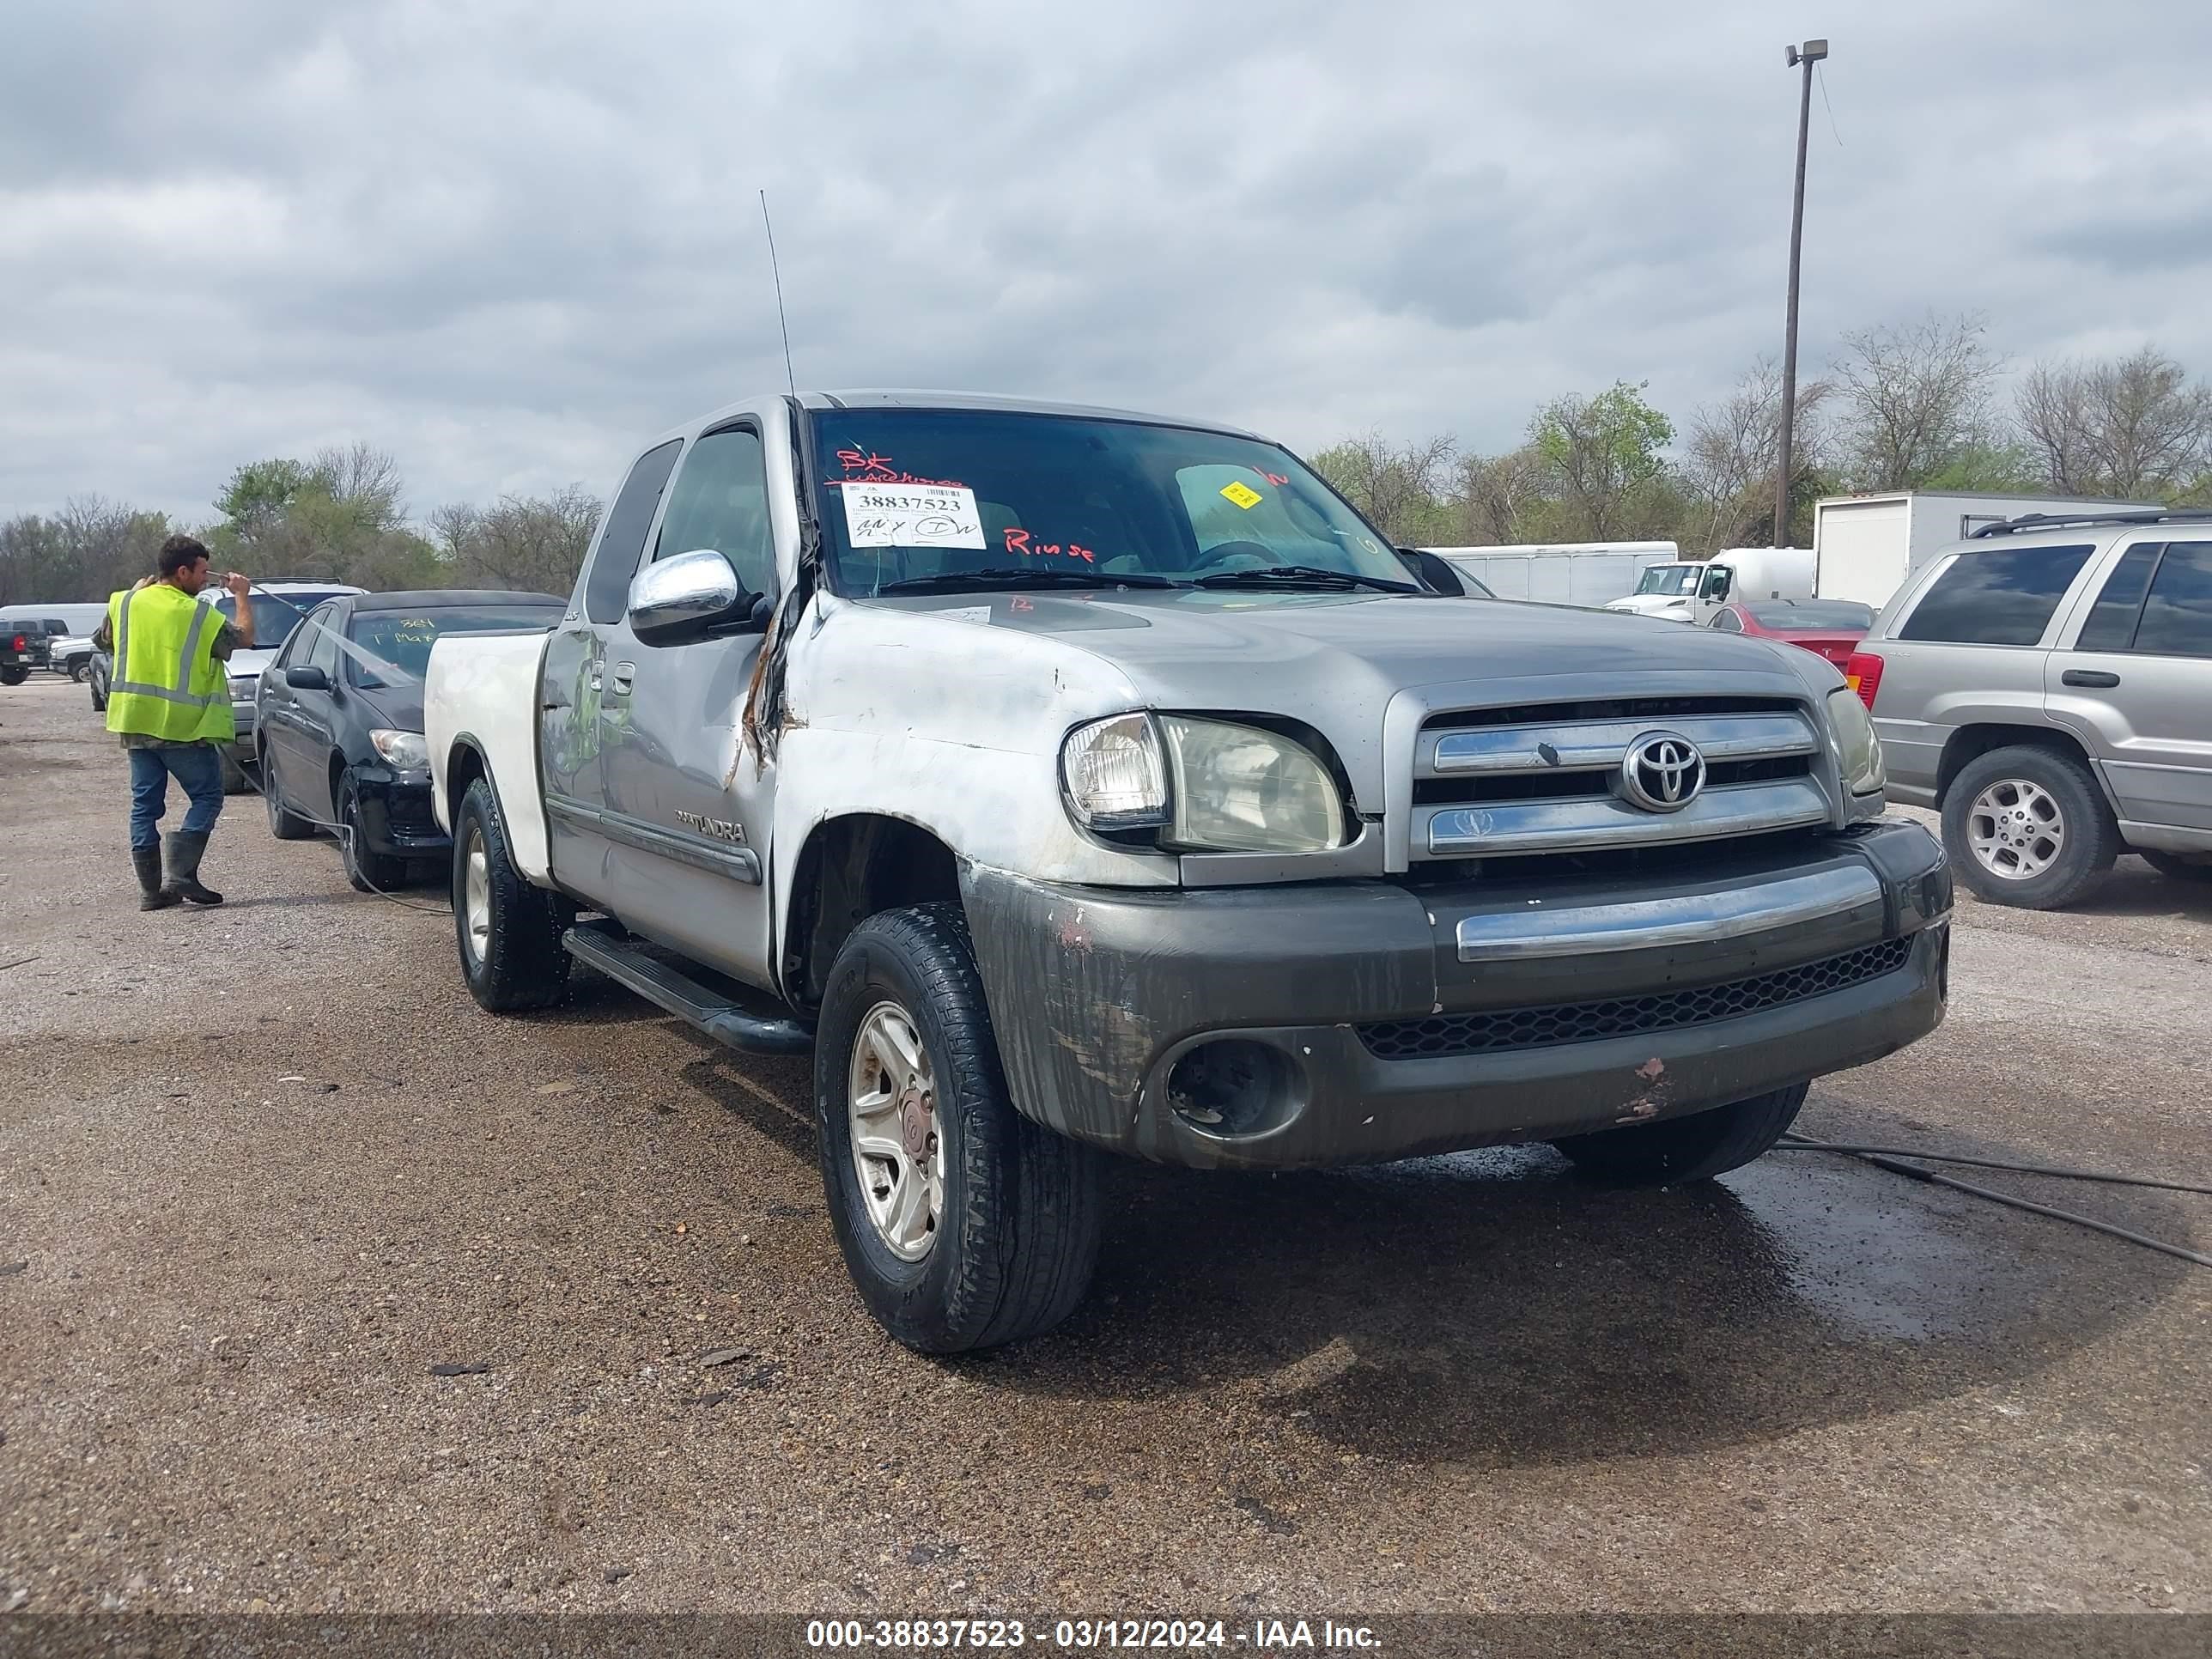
[{"x1": 803, "y1": 1618, "x2": 1032, "y2": 1647}]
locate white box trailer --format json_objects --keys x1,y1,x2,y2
[
  {"x1": 1813, "y1": 491, "x2": 2156, "y2": 611},
  {"x1": 1422, "y1": 541, "x2": 1676, "y2": 608}
]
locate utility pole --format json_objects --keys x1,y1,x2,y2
[{"x1": 1774, "y1": 37, "x2": 1827, "y2": 549}]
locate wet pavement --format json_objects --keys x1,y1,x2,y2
[{"x1": 1, "y1": 674, "x2": 2207, "y2": 1614}]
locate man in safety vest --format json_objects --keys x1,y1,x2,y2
[{"x1": 95, "y1": 535, "x2": 254, "y2": 909}]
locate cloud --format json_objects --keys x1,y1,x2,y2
[{"x1": 4, "y1": 0, "x2": 2211, "y2": 520}]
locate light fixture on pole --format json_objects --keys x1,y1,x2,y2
[{"x1": 1773, "y1": 37, "x2": 1827, "y2": 549}]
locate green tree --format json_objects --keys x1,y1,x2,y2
[{"x1": 1529, "y1": 381, "x2": 1675, "y2": 540}]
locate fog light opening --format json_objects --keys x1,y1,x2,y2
[{"x1": 1167, "y1": 1039, "x2": 1297, "y2": 1137}]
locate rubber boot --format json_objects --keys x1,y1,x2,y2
[
  {"x1": 133, "y1": 845, "x2": 179, "y2": 912},
  {"x1": 161, "y1": 830, "x2": 224, "y2": 907}
]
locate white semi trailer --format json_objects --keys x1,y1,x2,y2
[
  {"x1": 1812, "y1": 491, "x2": 2155, "y2": 611},
  {"x1": 1423, "y1": 542, "x2": 1675, "y2": 608}
]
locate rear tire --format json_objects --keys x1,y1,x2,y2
[
  {"x1": 815, "y1": 903, "x2": 1101, "y2": 1353},
  {"x1": 1551, "y1": 1081, "x2": 1809, "y2": 1186},
  {"x1": 1942, "y1": 744, "x2": 2118, "y2": 910},
  {"x1": 2142, "y1": 848, "x2": 2212, "y2": 884},
  {"x1": 453, "y1": 776, "x2": 571, "y2": 1012},
  {"x1": 261, "y1": 746, "x2": 313, "y2": 841},
  {"x1": 0, "y1": 666, "x2": 27, "y2": 686}
]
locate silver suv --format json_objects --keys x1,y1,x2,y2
[{"x1": 1852, "y1": 510, "x2": 2212, "y2": 908}]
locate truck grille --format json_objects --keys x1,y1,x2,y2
[
  {"x1": 1412, "y1": 696, "x2": 1830, "y2": 860},
  {"x1": 1358, "y1": 934, "x2": 1913, "y2": 1060}
]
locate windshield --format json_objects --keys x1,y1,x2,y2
[
  {"x1": 1745, "y1": 599, "x2": 1874, "y2": 629},
  {"x1": 212, "y1": 588, "x2": 354, "y2": 649},
  {"x1": 1635, "y1": 565, "x2": 1702, "y2": 596},
  {"x1": 346, "y1": 604, "x2": 565, "y2": 687},
  {"x1": 811, "y1": 410, "x2": 1412, "y2": 593}
]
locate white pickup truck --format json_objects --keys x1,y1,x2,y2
[{"x1": 425, "y1": 391, "x2": 1950, "y2": 1352}]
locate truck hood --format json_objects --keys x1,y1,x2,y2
[
  {"x1": 872, "y1": 588, "x2": 1811, "y2": 729},
  {"x1": 1604, "y1": 594, "x2": 1696, "y2": 619}
]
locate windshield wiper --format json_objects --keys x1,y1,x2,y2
[
  {"x1": 872, "y1": 568, "x2": 1180, "y2": 596},
  {"x1": 1192, "y1": 564, "x2": 1417, "y2": 593}
]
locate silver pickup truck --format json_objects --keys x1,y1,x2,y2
[{"x1": 424, "y1": 391, "x2": 1950, "y2": 1352}]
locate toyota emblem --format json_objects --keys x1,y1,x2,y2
[{"x1": 1619, "y1": 730, "x2": 1707, "y2": 812}]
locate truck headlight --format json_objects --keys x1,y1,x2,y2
[
  {"x1": 1826, "y1": 688, "x2": 1886, "y2": 800},
  {"x1": 369, "y1": 727, "x2": 430, "y2": 770},
  {"x1": 1061, "y1": 714, "x2": 1346, "y2": 854}
]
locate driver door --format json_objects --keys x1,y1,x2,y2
[
  {"x1": 264, "y1": 600, "x2": 343, "y2": 817},
  {"x1": 1693, "y1": 562, "x2": 1734, "y2": 623},
  {"x1": 597, "y1": 422, "x2": 781, "y2": 988}
]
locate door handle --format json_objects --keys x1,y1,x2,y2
[
  {"x1": 610, "y1": 662, "x2": 635, "y2": 696},
  {"x1": 2062, "y1": 669, "x2": 2120, "y2": 689},
  {"x1": 586, "y1": 663, "x2": 603, "y2": 693}
]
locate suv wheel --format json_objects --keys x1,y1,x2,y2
[
  {"x1": 1943, "y1": 744, "x2": 2118, "y2": 910},
  {"x1": 452, "y1": 777, "x2": 571, "y2": 1011},
  {"x1": 815, "y1": 903, "x2": 1101, "y2": 1353},
  {"x1": 2142, "y1": 849, "x2": 2212, "y2": 884},
  {"x1": 1551, "y1": 1082, "x2": 1809, "y2": 1186}
]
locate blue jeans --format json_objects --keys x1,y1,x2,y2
[{"x1": 128, "y1": 745, "x2": 224, "y2": 849}]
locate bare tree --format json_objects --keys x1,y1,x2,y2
[
  {"x1": 1681, "y1": 358, "x2": 1831, "y2": 553},
  {"x1": 1308, "y1": 432, "x2": 1458, "y2": 544},
  {"x1": 1830, "y1": 313, "x2": 2002, "y2": 490},
  {"x1": 311, "y1": 441, "x2": 407, "y2": 532},
  {"x1": 2018, "y1": 347, "x2": 2212, "y2": 498},
  {"x1": 2016, "y1": 361, "x2": 2100, "y2": 495},
  {"x1": 434, "y1": 487, "x2": 601, "y2": 595},
  {"x1": 1450, "y1": 447, "x2": 1547, "y2": 544}
]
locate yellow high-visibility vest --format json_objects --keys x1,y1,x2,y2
[{"x1": 104, "y1": 585, "x2": 234, "y2": 744}]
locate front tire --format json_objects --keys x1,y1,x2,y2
[
  {"x1": 453, "y1": 777, "x2": 571, "y2": 1012},
  {"x1": 815, "y1": 903, "x2": 1101, "y2": 1354},
  {"x1": 69, "y1": 659, "x2": 88, "y2": 684},
  {"x1": 337, "y1": 774, "x2": 406, "y2": 894},
  {"x1": 1942, "y1": 744, "x2": 2118, "y2": 910},
  {"x1": 1551, "y1": 1081, "x2": 1809, "y2": 1186}
]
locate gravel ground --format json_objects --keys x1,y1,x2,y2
[{"x1": 1, "y1": 672, "x2": 2207, "y2": 1616}]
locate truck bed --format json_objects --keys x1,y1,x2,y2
[{"x1": 424, "y1": 627, "x2": 556, "y2": 883}]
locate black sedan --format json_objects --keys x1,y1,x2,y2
[{"x1": 255, "y1": 589, "x2": 565, "y2": 891}]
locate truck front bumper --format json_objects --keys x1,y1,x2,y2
[{"x1": 963, "y1": 819, "x2": 1949, "y2": 1171}]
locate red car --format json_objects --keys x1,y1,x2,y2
[{"x1": 1706, "y1": 598, "x2": 1876, "y2": 668}]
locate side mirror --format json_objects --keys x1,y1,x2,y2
[
  {"x1": 284, "y1": 665, "x2": 331, "y2": 691},
  {"x1": 1395, "y1": 547, "x2": 1467, "y2": 596},
  {"x1": 627, "y1": 549, "x2": 766, "y2": 646}
]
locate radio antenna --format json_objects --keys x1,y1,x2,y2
[{"x1": 759, "y1": 190, "x2": 798, "y2": 398}]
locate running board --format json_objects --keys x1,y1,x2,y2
[{"x1": 562, "y1": 921, "x2": 813, "y2": 1056}]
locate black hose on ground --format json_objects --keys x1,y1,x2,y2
[
  {"x1": 1772, "y1": 1138, "x2": 2212, "y2": 1196},
  {"x1": 230, "y1": 763, "x2": 453, "y2": 917},
  {"x1": 1776, "y1": 1133, "x2": 2212, "y2": 1270}
]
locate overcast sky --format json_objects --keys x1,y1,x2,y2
[{"x1": 5, "y1": 0, "x2": 2210, "y2": 523}]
